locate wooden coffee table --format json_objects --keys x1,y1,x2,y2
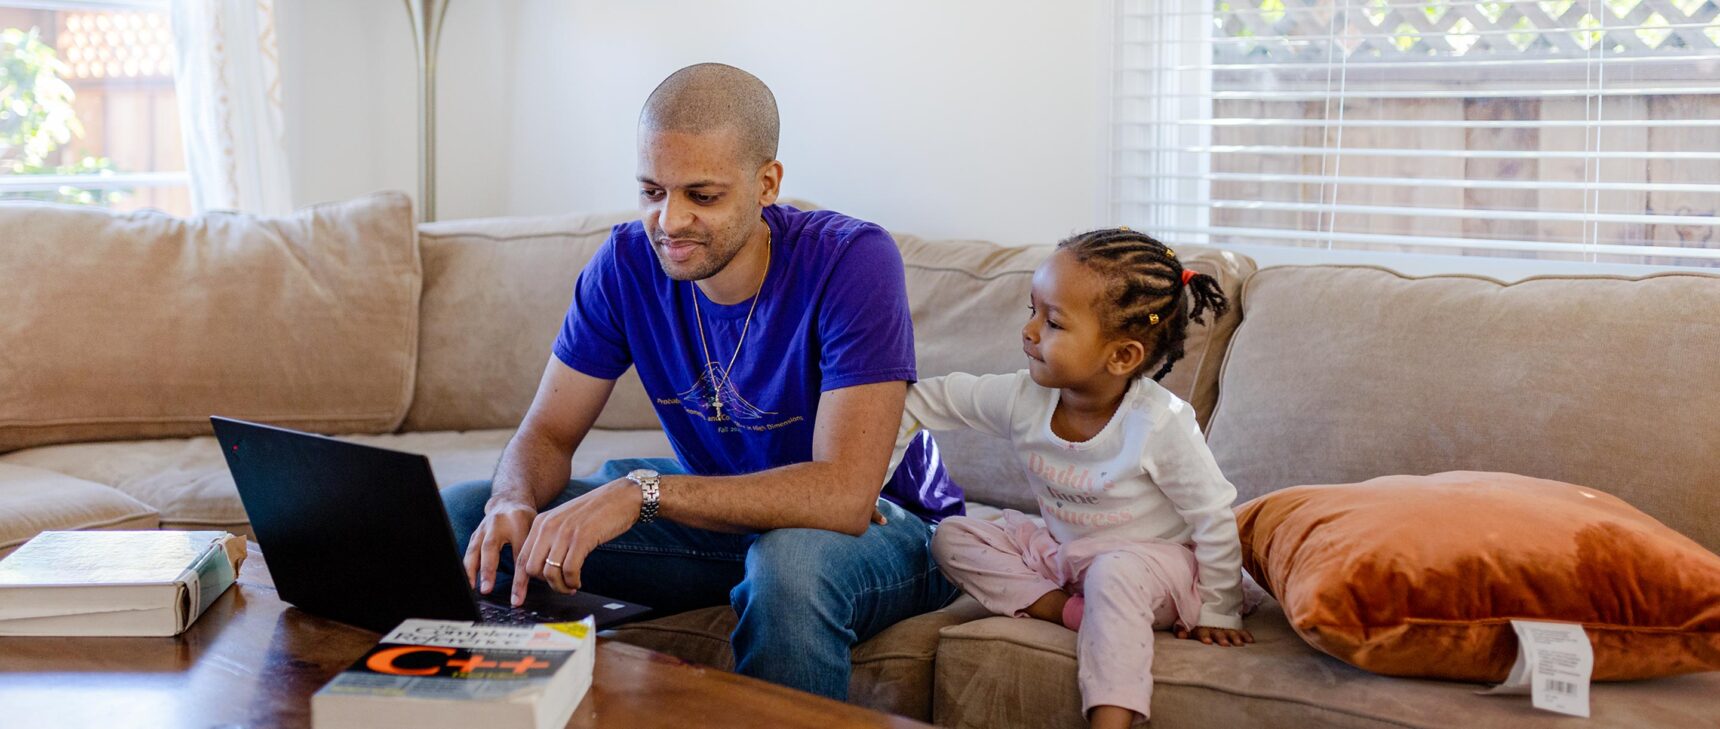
[{"x1": 0, "y1": 543, "x2": 930, "y2": 728}]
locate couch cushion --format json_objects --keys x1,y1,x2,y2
[
  {"x1": 0, "y1": 429, "x2": 674, "y2": 535},
  {"x1": 0, "y1": 192, "x2": 421, "y2": 453},
  {"x1": 898, "y1": 236, "x2": 1255, "y2": 512},
  {"x1": 0, "y1": 464, "x2": 159, "y2": 557},
  {"x1": 1238, "y1": 472, "x2": 1720, "y2": 682},
  {"x1": 603, "y1": 605, "x2": 737, "y2": 670},
  {"x1": 1206, "y1": 266, "x2": 1720, "y2": 553},
  {"x1": 406, "y1": 212, "x2": 661, "y2": 433},
  {"x1": 603, "y1": 596, "x2": 992, "y2": 722},
  {"x1": 932, "y1": 595, "x2": 1720, "y2": 729}
]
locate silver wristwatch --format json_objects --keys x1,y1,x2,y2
[{"x1": 626, "y1": 468, "x2": 661, "y2": 524}]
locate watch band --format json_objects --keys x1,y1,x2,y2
[{"x1": 626, "y1": 469, "x2": 661, "y2": 524}]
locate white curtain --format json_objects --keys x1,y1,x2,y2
[{"x1": 170, "y1": 0, "x2": 292, "y2": 215}]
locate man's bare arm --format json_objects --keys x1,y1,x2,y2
[
  {"x1": 490, "y1": 359, "x2": 617, "y2": 510},
  {"x1": 508, "y1": 378, "x2": 906, "y2": 601},
  {"x1": 656, "y1": 379, "x2": 906, "y2": 537},
  {"x1": 464, "y1": 358, "x2": 615, "y2": 594}
]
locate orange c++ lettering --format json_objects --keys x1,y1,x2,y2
[
  {"x1": 496, "y1": 656, "x2": 550, "y2": 674},
  {"x1": 367, "y1": 646, "x2": 456, "y2": 676},
  {"x1": 444, "y1": 654, "x2": 499, "y2": 672}
]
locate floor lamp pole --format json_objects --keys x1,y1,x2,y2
[{"x1": 404, "y1": 0, "x2": 452, "y2": 222}]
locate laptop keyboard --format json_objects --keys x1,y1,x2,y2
[{"x1": 477, "y1": 600, "x2": 565, "y2": 626}]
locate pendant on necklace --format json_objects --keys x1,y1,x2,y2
[{"x1": 712, "y1": 399, "x2": 726, "y2": 421}]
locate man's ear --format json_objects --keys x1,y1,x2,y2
[
  {"x1": 1108, "y1": 339, "x2": 1148, "y2": 378},
  {"x1": 757, "y1": 160, "x2": 783, "y2": 207}
]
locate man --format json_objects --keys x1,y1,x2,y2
[{"x1": 442, "y1": 63, "x2": 960, "y2": 701}]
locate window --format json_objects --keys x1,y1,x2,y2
[
  {"x1": 0, "y1": 0, "x2": 189, "y2": 216},
  {"x1": 1112, "y1": 0, "x2": 1720, "y2": 268}
]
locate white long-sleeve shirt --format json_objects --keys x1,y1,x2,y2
[{"x1": 896, "y1": 370, "x2": 1245, "y2": 629}]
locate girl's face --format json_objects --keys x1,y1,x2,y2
[{"x1": 1022, "y1": 250, "x2": 1144, "y2": 390}]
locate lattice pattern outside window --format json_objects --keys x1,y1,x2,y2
[
  {"x1": 1215, "y1": 0, "x2": 1720, "y2": 63},
  {"x1": 58, "y1": 11, "x2": 175, "y2": 80},
  {"x1": 1113, "y1": 0, "x2": 1720, "y2": 268}
]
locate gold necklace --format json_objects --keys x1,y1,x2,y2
[{"x1": 691, "y1": 226, "x2": 771, "y2": 422}]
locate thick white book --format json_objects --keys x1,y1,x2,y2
[
  {"x1": 312, "y1": 617, "x2": 597, "y2": 729},
  {"x1": 0, "y1": 530, "x2": 244, "y2": 637}
]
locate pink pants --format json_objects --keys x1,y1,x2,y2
[{"x1": 931, "y1": 511, "x2": 1204, "y2": 720}]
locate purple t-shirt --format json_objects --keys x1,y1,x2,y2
[{"x1": 552, "y1": 205, "x2": 961, "y2": 521}]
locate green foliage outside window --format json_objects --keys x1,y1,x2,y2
[{"x1": 1, "y1": 27, "x2": 128, "y2": 206}]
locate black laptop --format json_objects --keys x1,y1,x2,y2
[{"x1": 211, "y1": 416, "x2": 650, "y2": 633}]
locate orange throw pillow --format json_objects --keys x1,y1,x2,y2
[{"x1": 1236, "y1": 471, "x2": 1720, "y2": 682}]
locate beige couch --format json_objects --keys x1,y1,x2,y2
[{"x1": 2, "y1": 192, "x2": 1715, "y2": 727}]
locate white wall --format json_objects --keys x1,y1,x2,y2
[
  {"x1": 277, "y1": 1, "x2": 402, "y2": 214},
  {"x1": 278, "y1": 0, "x2": 1111, "y2": 245},
  {"x1": 273, "y1": 2, "x2": 1705, "y2": 279},
  {"x1": 277, "y1": 0, "x2": 517, "y2": 222}
]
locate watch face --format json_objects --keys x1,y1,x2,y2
[{"x1": 629, "y1": 469, "x2": 659, "y2": 480}]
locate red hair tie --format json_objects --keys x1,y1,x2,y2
[{"x1": 1181, "y1": 269, "x2": 1197, "y2": 285}]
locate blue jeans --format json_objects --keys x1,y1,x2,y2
[{"x1": 441, "y1": 458, "x2": 959, "y2": 701}]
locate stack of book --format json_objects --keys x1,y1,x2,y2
[{"x1": 0, "y1": 530, "x2": 245, "y2": 636}]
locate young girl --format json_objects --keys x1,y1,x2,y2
[{"x1": 897, "y1": 228, "x2": 1250, "y2": 729}]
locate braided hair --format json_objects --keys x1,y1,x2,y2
[{"x1": 1056, "y1": 227, "x2": 1230, "y2": 381}]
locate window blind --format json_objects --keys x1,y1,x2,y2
[{"x1": 1112, "y1": 0, "x2": 1720, "y2": 266}]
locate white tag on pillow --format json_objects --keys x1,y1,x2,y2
[{"x1": 1477, "y1": 620, "x2": 1594, "y2": 718}]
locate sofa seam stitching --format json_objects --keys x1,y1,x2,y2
[
  {"x1": 937, "y1": 633, "x2": 1431, "y2": 729},
  {"x1": 1140, "y1": 684, "x2": 1430, "y2": 729},
  {"x1": 393, "y1": 218, "x2": 425, "y2": 432},
  {"x1": 902, "y1": 263, "x2": 1036, "y2": 281},
  {"x1": 0, "y1": 412, "x2": 402, "y2": 428},
  {"x1": 418, "y1": 227, "x2": 618, "y2": 243},
  {"x1": 609, "y1": 625, "x2": 939, "y2": 665},
  {"x1": 0, "y1": 511, "x2": 161, "y2": 549},
  {"x1": 1250, "y1": 263, "x2": 1720, "y2": 288}
]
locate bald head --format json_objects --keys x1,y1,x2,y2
[{"x1": 640, "y1": 63, "x2": 779, "y2": 166}]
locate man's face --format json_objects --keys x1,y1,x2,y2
[{"x1": 637, "y1": 127, "x2": 770, "y2": 281}]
